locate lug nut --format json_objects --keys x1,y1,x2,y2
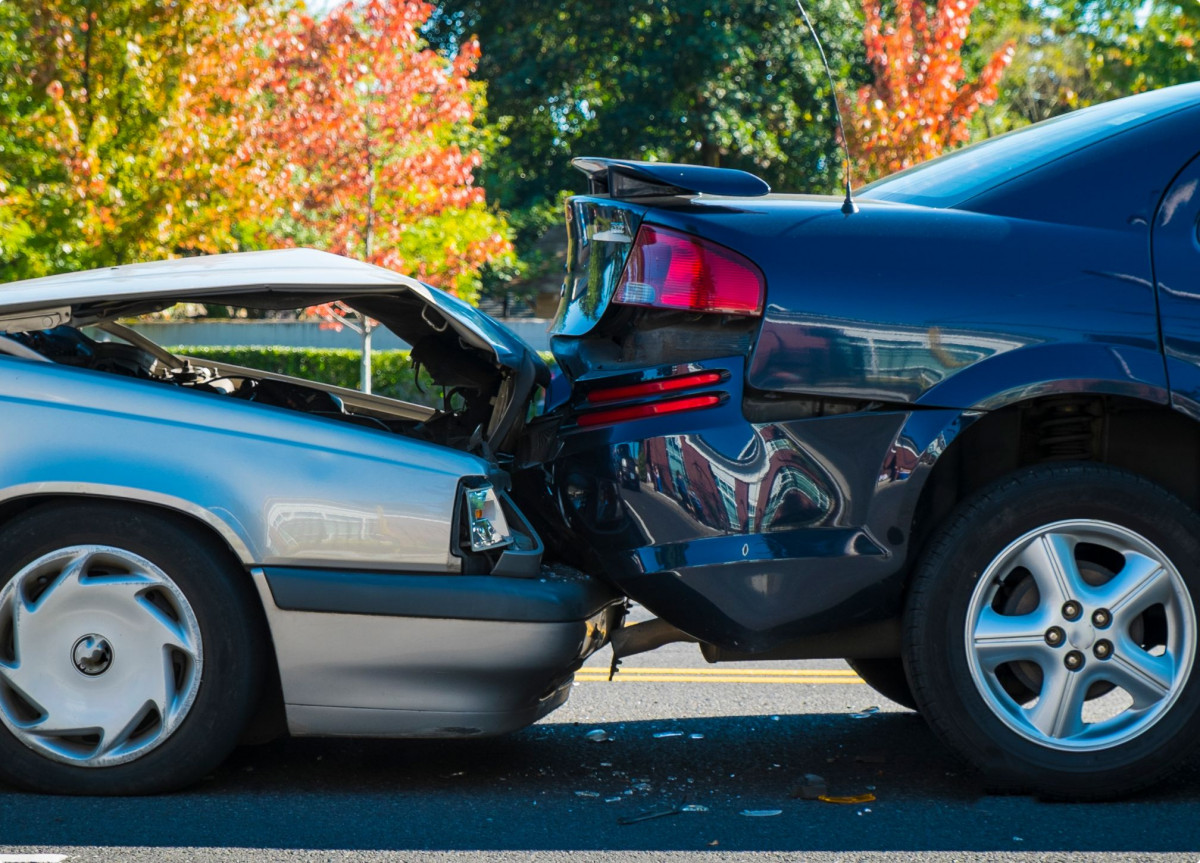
[
  {"x1": 1065, "y1": 650, "x2": 1085, "y2": 671},
  {"x1": 1092, "y1": 608, "x2": 1111, "y2": 628},
  {"x1": 1062, "y1": 601, "x2": 1082, "y2": 621},
  {"x1": 1094, "y1": 639, "x2": 1113, "y2": 660},
  {"x1": 1045, "y1": 626, "x2": 1065, "y2": 647}
]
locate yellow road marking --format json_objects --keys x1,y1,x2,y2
[
  {"x1": 577, "y1": 667, "x2": 859, "y2": 677},
  {"x1": 574, "y1": 667, "x2": 864, "y2": 684},
  {"x1": 575, "y1": 676, "x2": 865, "y2": 684}
]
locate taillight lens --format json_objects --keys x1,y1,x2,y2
[
  {"x1": 575, "y1": 394, "x2": 723, "y2": 428},
  {"x1": 463, "y1": 484, "x2": 511, "y2": 552},
  {"x1": 614, "y1": 225, "x2": 765, "y2": 315},
  {"x1": 585, "y1": 370, "x2": 724, "y2": 404}
]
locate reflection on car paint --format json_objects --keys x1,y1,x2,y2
[{"x1": 749, "y1": 311, "x2": 1031, "y2": 402}]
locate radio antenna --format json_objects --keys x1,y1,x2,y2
[{"x1": 792, "y1": 0, "x2": 857, "y2": 215}]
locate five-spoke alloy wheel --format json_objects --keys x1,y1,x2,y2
[{"x1": 905, "y1": 464, "x2": 1200, "y2": 798}]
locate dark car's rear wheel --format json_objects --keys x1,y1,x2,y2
[
  {"x1": 904, "y1": 464, "x2": 1200, "y2": 799},
  {"x1": 846, "y1": 658, "x2": 917, "y2": 710},
  {"x1": 0, "y1": 502, "x2": 262, "y2": 794}
]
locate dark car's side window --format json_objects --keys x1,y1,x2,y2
[{"x1": 859, "y1": 84, "x2": 1200, "y2": 209}]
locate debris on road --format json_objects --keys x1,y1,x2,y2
[
  {"x1": 653, "y1": 731, "x2": 683, "y2": 738},
  {"x1": 739, "y1": 809, "x2": 783, "y2": 817},
  {"x1": 618, "y1": 803, "x2": 683, "y2": 825},
  {"x1": 689, "y1": 733, "x2": 705, "y2": 739},
  {"x1": 849, "y1": 706, "x2": 880, "y2": 719},
  {"x1": 585, "y1": 728, "x2": 614, "y2": 742},
  {"x1": 790, "y1": 773, "x2": 828, "y2": 799},
  {"x1": 680, "y1": 804, "x2": 709, "y2": 812},
  {"x1": 818, "y1": 793, "x2": 877, "y2": 805},
  {"x1": 574, "y1": 791, "x2": 601, "y2": 798}
]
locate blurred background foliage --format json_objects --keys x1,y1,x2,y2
[{"x1": 1, "y1": 0, "x2": 1196, "y2": 308}]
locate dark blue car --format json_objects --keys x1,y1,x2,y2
[{"x1": 528, "y1": 81, "x2": 1200, "y2": 799}]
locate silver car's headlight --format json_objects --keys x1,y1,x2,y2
[{"x1": 465, "y1": 483, "x2": 511, "y2": 552}]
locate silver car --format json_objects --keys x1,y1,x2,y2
[{"x1": 0, "y1": 248, "x2": 621, "y2": 795}]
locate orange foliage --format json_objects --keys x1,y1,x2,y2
[
  {"x1": 254, "y1": 0, "x2": 510, "y2": 291},
  {"x1": 847, "y1": 0, "x2": 1015, "y2": 181},
  {"x1": 154, "y1": 0, "x2": 510, "y2": 299}
]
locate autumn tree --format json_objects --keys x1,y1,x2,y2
[
  {"x1": 847, "y1": 0, "x2": 1015, "y2": 181},
  {"x1": 256, "y1": 0, "x2": 512, "y2": 303},
  {"x1": 0, "y1": 1, "x2": 257, "y2": 280}
]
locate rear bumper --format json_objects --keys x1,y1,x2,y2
[
  {"x1": 250, "y1": 565, "x2": 622, "y2": 737},
  {"x1": 546, "y1": 362, "x2": 971, "y2": 652}
]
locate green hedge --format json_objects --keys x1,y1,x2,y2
[{"x1": 170, "y1": 346, "x2": 437, "y2": 405}]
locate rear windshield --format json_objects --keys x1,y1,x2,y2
[{"x1": 858, "y1": 84, "x2": 1200, "y2": 208}]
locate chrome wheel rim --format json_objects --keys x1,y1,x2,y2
[
  {"x1": 965, "y1": 520, "x2": 1195, "y2": 752},
  {"x1": 0, "y1": 546, "x2": 203, "y2": 767}
]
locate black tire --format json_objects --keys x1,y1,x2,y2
[
  {"x1": 0, "y1": 501, "x2": 263, "y2": 794},
  {"x1": 904, "y1": 464, "x2": 1200, "y2": 799},
  {"x1": 847, "y1": 658, "x2": 917, "y2": 710}
]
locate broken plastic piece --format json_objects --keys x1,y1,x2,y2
[
  {"x1": 740, "y1": 809, "x2": 783, "y2": 817},
  {"x1": 818, "y1": 793, "x2": 877, "y2": 805},
  {"x1": 689, "y1": 733, "x2": 704, "y2": 739},
  {"x1": 618, "y1": 804, "x2": 682, "y2": 825},
  {"x1": 585, "y1": 728, "x2": 614, "y2": 742},
  {"x1": 849, "y1": 706, "x2": 880, "y2": 719},
  {"x1": 605, "y1": 796, "x2": 622, "y2": 803},
  {"x1": 791, "y1": 773, "x2": 827, "y2": 800},
  {"x1": 574, "y1": 790, "x2": 601, "y2": 798},
  {"x1": 681, "y1": 804, "x2": 709, "y2": 812},
  {"x1": 653, "y1": 731, "x2": 683, "y2": 738}
]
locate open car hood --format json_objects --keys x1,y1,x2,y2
[{"x1": 0, "y1": 248, "x2": 545, "y2": 377}]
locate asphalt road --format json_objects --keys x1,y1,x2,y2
[{"x1": 2, "y1": 617, "x2": 1200, "y2": 863}]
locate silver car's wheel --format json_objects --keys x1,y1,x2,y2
[
  {"x1": 0, "y1": 546, "x2": 204, "y2": 767},
  {"x1": 904, "y1": 464, "x2": 1200, "y2": 799},
  {"x1": 965, "y1": 521, "x2": 1195, "y2": 751},
  {"x1": 0, "y1": 502, "x2": 262, "y2": 795}
]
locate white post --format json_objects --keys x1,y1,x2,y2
[{"x1": 361, "y1": 321, "x2": 373, "y2": 394}]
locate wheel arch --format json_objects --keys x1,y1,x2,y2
[
  {"x1": 0, "y1": 489, "x2": 287, "y2": 744},
  {"x1": 907, "y1": 392, "x2": 1200, "y2": 570},
  {"x1": 0, "y1": 484, "x2": 256, "y2": 565}
]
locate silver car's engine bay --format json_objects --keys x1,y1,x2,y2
[{"x1": 2, "y1": 323, "x2": 503, "y2": 452}]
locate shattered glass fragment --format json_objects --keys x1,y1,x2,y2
[{"x1": 849, "y1": 706, "x2": 880, "y2": 719}]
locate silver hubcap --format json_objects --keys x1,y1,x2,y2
[
  {"x1": 0, "y1": 546, "x2": 203, "y2": 767},
  {"x1": 966, "y1": 520, "x2": 1195, "y2": 751}
]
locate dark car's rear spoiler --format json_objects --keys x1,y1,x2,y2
[{"x1": 571, "y1": 157, "x2": 770, "y2": 199}]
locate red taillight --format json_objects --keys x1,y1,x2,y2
[
  {"x1": 575, "y1": 394, "x2": 723, "y2": 428},
  {"x1": 613, "y1": 225, "x2": 765, "y2": 315},
  {"x1": 585, "y1": 370, "x2": 724, "y2": 404}
]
